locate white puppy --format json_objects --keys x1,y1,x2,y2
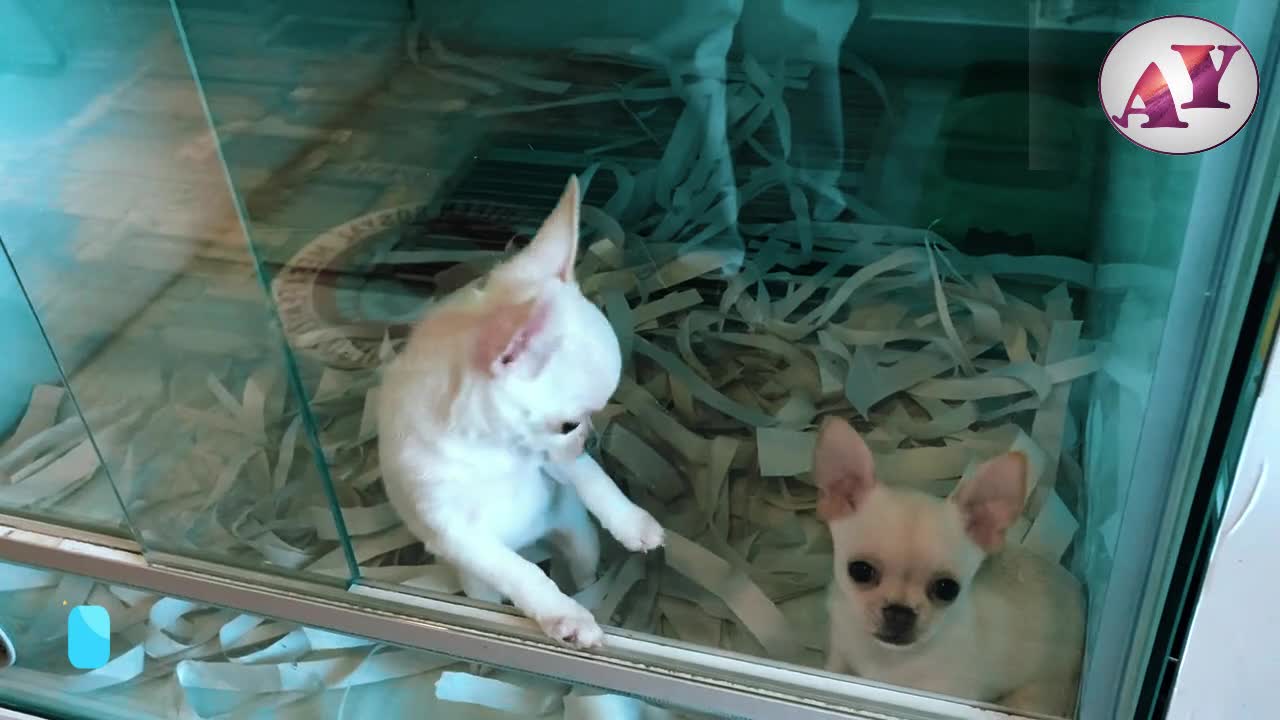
[
  {"x1": 816, "y1": 417, "x2": 1084, "y2": 716},
  {"x1": 378, "y1": 176, "x2": 664, "y2": 648}
]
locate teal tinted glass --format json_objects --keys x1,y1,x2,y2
[
  {"x1": 5, "y1": 0, "x2": 1273, "y2": 718},
  {"x1": 0, "y1": 243, "x2": 127, "y2": 535},
  {"x1": 0, "y1": 0, "x2": 355, "y2": 584},
  {"x1": 178, "y1": 0, "x2": 1279, "y2": 716}
]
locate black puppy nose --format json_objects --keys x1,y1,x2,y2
[{"x1": 882, "y1": 604, "x2": 917, "y2": 629}]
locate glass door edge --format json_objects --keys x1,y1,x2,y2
[
  {"x1": 1162, "y1": 270, "x2": 1280, "y2": 717},
  {"x1": 0, "y1": 518, "x2": 1032, "y2": 720},
  {"x1": 162, "y1": 0, "x2": 361, "y2": 581},
  {"x1": 1109, "y1": 21, "x2": 1280, "y2": 718},
  {"x1": 1138, "y1": 259, "x2": 1280, "y2": 718}
]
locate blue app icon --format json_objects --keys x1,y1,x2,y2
[{"x1": 67, "y1": 605, "x2": 110, "y2": 670}]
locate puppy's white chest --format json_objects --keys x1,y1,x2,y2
[
  {"x1": 442, "y1": 454, "x2": 556, "y2": 544},
  {"x1": 383, "y1": 435, "x2": 558, "y2": 546},
  {"x1": 842, "y1": 643, "x2": 974, "y2": 697},
  {"x1": 481, "y1": 463, "x2": 558, "y2": 544}
]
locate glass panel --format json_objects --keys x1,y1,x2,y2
[
  {"x1": 0, "y1": 557, "x2": 721, "y2": 720},
  {"x1": 0, "y1": 249, "x2": 125, "y2": 535},
  {"x1": 0, "y1": 0, "x2": 354, "y2": 583},
  {"x1": 173, "y1": 0, "x2": 1277, "y2": 718}
]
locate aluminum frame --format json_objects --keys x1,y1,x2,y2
[{"x1": 0, "y1": 516, "x2": 1029, "y2": 720}]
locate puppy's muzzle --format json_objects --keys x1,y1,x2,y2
[{"x1": 876, "y1": 604, "x2": 918, "y2": 646}]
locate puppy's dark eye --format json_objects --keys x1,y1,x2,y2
[
  {"x1": 559, "y1": 421, "x2": 580, "y2": 434},
  {"x1": 847, "y1": 560, "x2": 879, "y2": 586},
  {"x1": 929, "y1": 577, "x2": 960, "y2": 603}
]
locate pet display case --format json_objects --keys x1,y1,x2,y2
[{"x1": 0, "y1": 0, "x2": 1277, "y2": 718}]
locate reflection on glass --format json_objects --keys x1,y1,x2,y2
[
  {"x1": 0, "y1": 252, "x2": 126, "y2": 534},
  {"x1": 160, "y1": 0, "x2": 1272, "y2": 717},
  {"x1": 0, "y1": 0, "x2": 351, "y2": 582},
  {"x1": 0, "y1": 558, "x2": 718, "y2": 720}
]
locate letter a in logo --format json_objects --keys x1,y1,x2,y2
[{"x1": 1111, "y1": 61, "x2": 1190, "y2": 128}]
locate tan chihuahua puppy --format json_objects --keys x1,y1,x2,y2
[{"x1": 816, "y1": 417, "x2": 1084, "y2": 716}]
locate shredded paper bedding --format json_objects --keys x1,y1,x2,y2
[{"x1": 0, "y1": 29, "x2": 1157, "y2": 719}]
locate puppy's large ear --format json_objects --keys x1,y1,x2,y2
[
  {"x1": 497, "y1": 175, "x2": 580, "y2": 284},
  {"x1": 949, "y1": 452, "x2": 1027, "y2": 552},
  {"x1": 473, "y1": 299, "x2": 556, "y2": 376},
  {"x1": 814, "y1": 417, "x2": 877, "y2": 521}
]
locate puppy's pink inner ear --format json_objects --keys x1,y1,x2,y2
[
  {"x1": 814, "y1": 417, "x2": 877, "y2": 521},
  {"x1": 952, "y1": 452, "x2": 1027, "y2": 552},
  {"x1": 474, "y1": 300, "x2": 552, "y2": 375}
]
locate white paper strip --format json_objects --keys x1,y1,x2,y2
[{"x1": 435, "y1": 671, "x2": 563, "y2": 715}]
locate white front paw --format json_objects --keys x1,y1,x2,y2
[
  {"x1": 536, "y1": 602, "x2": 604, "y2": 648},
  {"x1": 610, "y1": 510, "x2": 665, "y2": 552}
]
